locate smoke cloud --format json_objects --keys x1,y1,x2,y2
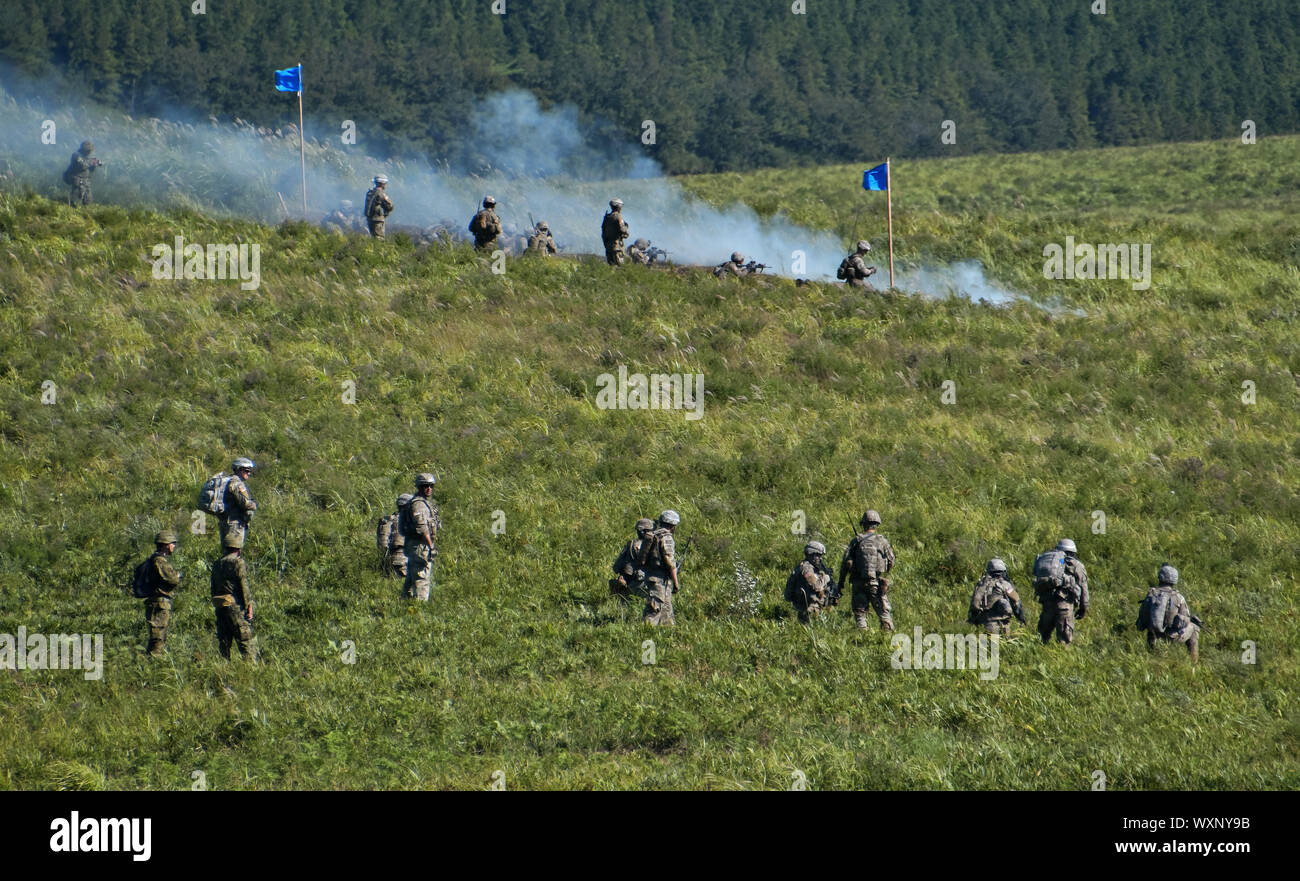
[{"x1": 0, "y1": 65, "x2": 1024, "y2": 303}]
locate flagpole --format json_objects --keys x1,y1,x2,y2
[
  {"x1": 298, "y1": 61, "x2": 306, "y2": 218},
  {"x1": 886, "y1": 156, "x2": 894, "y2": 289}
]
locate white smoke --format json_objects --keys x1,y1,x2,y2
[{"x1": 0, "y1": 68, "x2": 1025, "y2": 302}]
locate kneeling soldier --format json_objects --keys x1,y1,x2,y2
[
  {"x1": 785, "y1": 541, "x2": 836, "y2": 623},
  {"x1": 1137, "y1": 564, "x2": 1200, "y2": 663},
  {"x1": 611, "y1": 518, "x2": 655, "y2": 600}
]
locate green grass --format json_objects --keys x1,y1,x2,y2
[{"x1": 0, "y1": 134, "x2": 1297, "y2": 790}]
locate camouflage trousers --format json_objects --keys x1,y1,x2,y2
[
  {"x1": 69, "y1": 181, "x2": 91, "y2": 206},
  {"x1": 851, "y1": 580, "x2": 893, "y2": 631},
  {"x1": 386, "y1": 547, "x2": 407, "y2": 578},
  {"x1": 214, "y1": 599, "x2": 256, "y2": 661},
  {"x1": 368, "y1": 219, "x2": 385, "y2": 238},
  {"x1": 642, "y1": 576, "x2": 675, "y2": 626},
  {"x1": 1147, "y1": 625, "x2": 1200, "y2": 662},
  {"x1": 604, "y1": 242, "x2": 626, "y2": 266},
  {"x1": 218, "y1": 516, "x2": 248, "y2": 549},
  {"x1": 144, "y1": 596, "x2": 172, "y2": 656},
  {"x1": 403, "y1": 543, "x2": 435, "y2": 601},
  {"x1": 980, "y1": 617, "x2": 1012, "y2": 636},
  {"x1": 1038, "y1": 602, "x2": 1076, "y2": 644},
  {"x1": 792, "y1": 590, "x2": 829, "y2": 624}
]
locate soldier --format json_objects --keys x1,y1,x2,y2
[
  {"x1": 641, "y1": 510, "x2": 681, "y2": 625},
  {"x1": 218, "y1": 457, "x2": 257, "y2": 550},
  {"x1": 1137, "y1": 564, "x2": 1200, "y2": 663},
  {"x1": 837, "y1": 240, "x2": 878, "y2": 287},
  {"x1": 364, "y1": 175, "x2": 393, "y2": 238},
  {"x1": 713, "y1": 251, "x2": 750, "y2": 279},
  {"x1": 469, "y1": 196, "x2": 503, "y2": 251},
  {"x1": 387, "y1": 493, "x2": 412, "y2": 579},
  {"x1": 64, "y1": 140, "x2": 102, "y2": 207},
  {"x1": 967, "y1": 558, "x2": 1027, "y2": 635},
  {"x1": 627, "y1": 238, "x2": 651, "y2": 265},
  {"x1": 1032, "y1": 538, "x2": 1090, "y2": 645},
  {"x1": 838, "y1": 509, "x2": 896, "y2": 631},
  {"x1": 527, "y1": 221, "x2": 558, "y2": 256},
  {"x1": 140, "y1": 530, "x2": 182, "y2": 657},
  {"x1": 601, "y1": 198, "x2": 629, "y2": 266},
  {"x1": 210, "y1": 532, "x2": 256, "y2": 661},
  {"x1": 400, "y1": 473, "x2": 441, "y2": 601},
  {"x1": 610, "y1": 518, "x2": 655, "y2": 600},
  {"x1": 785, "y1": 541, "x2": 836, "y2": 624}
]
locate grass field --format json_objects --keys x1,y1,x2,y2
[{"x1": 0, "y1": 134, "x2": 1297, "y2": 789}]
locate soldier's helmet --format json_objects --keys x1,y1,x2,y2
[
  {"x1": 373, "y1": 174, "x2": 388, "y2": 186},
  {"x1": 415, "y1": 473, "x2": 437, "y2": 488},
  {"x1": 536, "y1": 222, "x2": 548, "y2": 231},
  {"x1": 609, "y1": 199, "x2": 623, "y2": 209},
  {"x1": 860, "y1": 509, "x2": 882, "y2": 528},
  {"x1": 659, "y1": 509, "x2": 681, "y2": 526},
  {"x1": 1056, "y1": 538, "x2": 1077, "y2": 555},
  {"x1": 396, "y1": 493, "x2": 414, "y2": 508},
  {"x1": 633, "y1": 238, "x2": 649, "y2": 249},
  {"x1": 341, "y1": 200, "x2": 354, "y2": 210},
  {"x1": 1158, "y1": 563, "x2": 1179, "y2": 586},
  {"x1": 635, "y1": 517, "x2": 654, "y2": 533},
  {"x1": 79, "y1": 140, "x2": 94, "y2": 154},
  {"x1": 483, "y1": 196, "x2": 496, "y2": 207},
  {"x1": 987, "y1": 558, "x2": 1007, "y2": 575},
  {"x1": 731, "y1": 251, "x2": 745, "y2": 263},
  {"x1": 804, "y1": 541, "x2": 827, "y2": 557},
  {"x1": 856, "y1": 240, "x2": 871, "y2": 253},
  {"x1": 155, "y1": 530, "x2": 178, "y2": 545},
  {"x1": 224, "y1": 532, "x2": 245, "y2": 550},
  {"x1": 232, "y1": 457, "x2": 256, "y2": 473}
]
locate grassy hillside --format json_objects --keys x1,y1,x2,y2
[{"x1": 0, "y1": 135, "x2": 1297, "y2": 790}]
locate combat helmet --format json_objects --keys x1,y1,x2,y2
[
  {"x1": 483, "y1": 195, "x2": 496, "y2": 207},
  {"x1": 1056, "y1": 538, "x2": 1077, "y2": 555},
  {"x1": 609, "y1": 198, "x2": 623, "y2": 209},
  {"x1": 635, "y1": 518, "x2": 654, "y2": 533},
  {"x1": 535, "y1": 221, "x2": 548, "y2": 231},
  {"x1": 155, "y1": 530, "x2": 177, "y2": 545},
  {"x1": 731, "y1": 251, "x2": 745, "y2": 263},
  {"x1": 804, "y1": 541, "x2": 827, "y2": 557},
  {"x1": 633, "y1": 238, "x2": 649, "y2": 249},
  {"x1": 232, "y1": 457, "x2": 255, "y2": 473},
  {"x1": 415, "y1": 472, "x2": 437, "y2": 488},
  {"x1": 79, "y1": 140, "x2": 94, "y2": 154},
  {"x1": 986, "y1": 558, "x2": 1007, "y2": 576},
  {"x1": 860, "y1": 509, "x2": 882, "y2": 528},
  {"x1": 659, "y1": 509, "x2": 680, "y2": 526},
  {"x1": 373, "y1": 174, "x2": 388, "y2": 186},
  {"x1": 856, "y1": 240, "x2": 871, "y2": 253},
  {"x1": 1158, "y1": 563, "x2": 1179, "y2": 586}
]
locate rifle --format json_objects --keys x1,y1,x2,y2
[
  {"x1": 676, "y1": 535, "x2": 695, "y2": 574},
  {"x1": 744, "y1": 260, "x2": 768, "y2": 274},
  {"x1": 646, "y1": 246, "x2": 669, "y2": 264}
]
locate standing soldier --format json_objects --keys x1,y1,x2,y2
[
  {"x1": 1032, "y1": 538, "x2": 1090, "y2": 645},
  {"x1": 138, "y1": 530, "x2": 182, "y2": 657},
  {"x1": 210, "y1": 532, "x2": 256, "y2": 661},
  {"x1": 838, "y1": 509, "x2": 896, "y2": 631},
  {"x1": 610, "y1": 518, "x2": 655, "y2": 600},
  {"x1": 364, "y1": 175, "x2": 393, "y2": 238},
  {"x1": 641, "y1": 510, "x2": 681, "y2": 625},
  {"x1": 785, "y1": 541, "x2": 836, "y2": 624},
  {"x1": 967, "y1": 558, "x2": 1027, "y2": 635},
  {"x1": 1137, "y1": 564, "x2": 1200, "y2": 663},
  {"x1": 713, "y1": 251, "x2": 751, "y2": 278},
  {"x1": 401, "y1": 473, "x2": 441, "y2": 601},
  {"x1": 387, "y1": 493, "x2": 412, "y2": 580},
  {"x1": 601, "y1": 198, "x2": 629, "y2": 265},
  {"x1": 836, "y1": 241, "x2": 878, "y2": 287},
  {"x1": 527, "y1": 221, "x2": 558, "y2": 256},
  {"x1": 218, "y1": 458, "x2": 257, "y2": 550},
  {"x1": 64, "y1": 140, "x2": 101, "y2": 206},
  {"x1": 469, "y1": 196, "x2": 503, "y2": 251}
]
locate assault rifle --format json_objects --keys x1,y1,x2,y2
[
  {"x1": 646, "y1": 245, "x2": 670, "y2": 264},
  {"x1": 744, "y1": 260, "x2": 768, "y2": 274}
]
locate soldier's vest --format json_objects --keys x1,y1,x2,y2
[
  {"x1": 849, "y1": 533, "x2": 888, "y2": 581},
  {"x1": 527, "y1": 232, "x2": 546, "y2": 253},
  {"x1": 784, "y1": 562, "x2": 827, "y2": 603},
  {"x1": 400, "y1": 498, "x2": 435, "y2": 542},
  {"x1": 601, "y1": 211, "x2": 625, "y2": 244},
  {"x1": 469, "y1": 210, "x2": 496, "y2": 238}
]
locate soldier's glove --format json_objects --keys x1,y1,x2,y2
[{"x1": 865, "y1": 266, "x2": 877, "y2": 277}]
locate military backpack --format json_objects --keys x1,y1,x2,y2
[
  {"x1": 836, "y1": 256, "x2": 852, "y2": 280},
  {"x1": 198, "y1": 472, "x2": 234, "y2": 515},
  {"x1": 376, "y1": 514, "x2": 396, "y2": 553},
  {"x1": 1138, "y1": 586, "x2": 1183, "y2": 635},
  {"x1": 131, "y1": 557, "x2": 155, "y2": 598},
  {"x1": 1032, "y1": 550, "x2": 1071, "y2": 599},
  {"x1": 970, "y1": 573, "x2": 1001, "y2": 618}
]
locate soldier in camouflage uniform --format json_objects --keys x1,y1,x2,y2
[
  {"x1": 610, "y1": 518, "x2": 655, "y2": 600},
  {"x1": 64, "y1": 141, "x2": 101, "y2": 206},
  {"x1": 627, "y1": 238, "x2": 651, "y2": 265},
  {"x1": 210, "y1": 531, "x2": 256, "y2": 661},
  {"x1": 785, "y1": 541, "x2": 836, "y2": 624},
  {"x1": 142, "y1": 530, "x2": 182, "y2": 657},
  {"x1": 364, "y1": 175, "x2": 393, "y2": 238},
  {"x1": 838, "y1": 509, "x2": 896, "y2": 631},
  {"x1": 641, "y1": 510, "x2": 681, "y2": 625},
  {"x1": 1035, "y1": 538, "x2": 1090, "y2": 645},
  {"x1": 527, "y1": 221, "x2": 558, "y2": 256},
  {"x1": 401, "y1": 473, "x2": 441, "y2": 601},
  {"x1": 218, "y1": 457, "x2": 257, "y2": 550},
  {"x1": 967, "y1": 558, "x2": 1027, "y2": 635},
  {"x1": 837, "y1": 241, "x2": 878, "y2": 287},
  {"x1": 469, "y1": 196, "x2": 503, "y2": 251},
  {"x1": 601, "y1": 199, "x2": 629, "y2": 266},
  {"x1": 713, "y1": 251, "x2": 751, "y2": 279},
  {"x1": 1137, "y1": 564, "x2": 1200, "y2": 663}
]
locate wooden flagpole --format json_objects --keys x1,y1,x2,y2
[
  {"x1": 298, "y1": 62, "x2": 307, "y2": 217},
  {"x1": 886, "y1": 156, "x2": 894, "y2": 289}
]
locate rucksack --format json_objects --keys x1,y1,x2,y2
[
  {"x1": 970, "y1": 574, "x2": 999, "y2": 617},
  {"x1": 131, "y1": 557, "x2": 155, "y2": 598},
  {"x1": 836, "y1": 256, "x2": 851, "y2": 280},
  {"x1": 848, "y1": 534, "x2": 883, "y2": 580},
  {"x1": 1139, "y1": 587, "x2": 1181, "y2": 635},
  {"x1": 63, "y1": 160, "x2": 78, "y2": 186},
  {"x1": 1032, "y1": 551, "x2": 1067, "y2": 596},
  {"x1": 469, "y1": 210, "x2": 487, "y2": 236},
  {"x1": 784, "y1": 567, "x2": 803, "y2": 603},
  {"x1": 198, "y1": 472, "x2": 233, "y2": 515},
  {"x1": 376, "y1": 514, "x2": 395, "y2": 553}
]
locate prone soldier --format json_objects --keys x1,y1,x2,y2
[{"x1": 713, "y1": 251, "x2": 751, "y2": 279}]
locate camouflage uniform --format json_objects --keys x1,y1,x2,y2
[
  {"x1": 65, "y1": 143, "x2": 97, "y2": 206},
  {"x1": 365, "y1": 184, "x2": 393, "y2": 238},
  {"x1": 627, "y1": 239, "x2": 651, "y2": 265},
  {"x1": 840, "y1": 519, "x2": 895, "y2": 630},
  {"x1": 641, "y1": 511, "x2": 680, "y2": 625},
  {"x1": 713, "y1": 252, "x2": 750, "y2": 279},
  {"x1": 786, "y1": 546, "x2": 835, "y2": 624},
  {"x1": 218, "y1": 474, "x2": 256, "y2": 549},
  {"x1": 402, "y1": 478, "x2": 440, "y2": 601},
  {"x1": 602, "y1": 203, "x2": 629, "y2": 266},
  {"x1": 211, "y1": 547, "x2": 255, "y2": 661},
  {"x1": 1137, "y1": 566, "x2": 1199, "y2": 662},
  {"x1": 610, "y1": 519, "x2": 654, "y2": 600},
  {"x1": 1036, "y1": 547, "x2": 1089, "y2": 645},
  {"x1": 143, "y1": 545, "x2": 182, "y2": 657},
  {"x1": 527, "y1": 224, "x2": 558, "y2": 256},
  {"x1": 967, "y1": 565, "x2": 1025, "y2": 635},
  {"x1": 470, "y1": 201, "x2": 503, "y2": 251}
]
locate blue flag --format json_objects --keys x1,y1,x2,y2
[
  {"x1": 863, "y1": 162, "x2": 888, "y2": 191},
  {"x1": 275, "y1": 65, "x2": 302, "y2": 93}
]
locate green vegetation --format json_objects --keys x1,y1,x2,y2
[
  {"x1": 4, "y1": 0, "x2": 1299, "y2": 172},
  {"x1": 0, "y1": 135, "x2": 1297, "y2": 790}
]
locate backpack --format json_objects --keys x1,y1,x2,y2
[
  {"x1": 198, "y1": 472, "x2": 233, "y2": 515},
  {"x1": 377, "y1": 514, "x2": 395, "y2": 553},
  {"x1": 848, "y1": 534, "x2": 882, "y2": 580},
  {"x1": 131, "y1": 557, "x2": 155, "y2": 598},
  {"x1": 1139, "y1": 587, "x2": 1180, "y2": 635},
  {"x1": 969, "y1": 574, "x2": 999, "y2": 619},
  {"x1": 836, "y1": 256, "x2": 852, "y2": 280},
  {"x1": 469, "y1": 210, "x2": 487, "y2": 236},
  {"x1": 1032, "y1": 551, "x2": 1067, "y2": 597},
  {"x1": 63, "y1": 159, "x2": 78, "y2": 186}
]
